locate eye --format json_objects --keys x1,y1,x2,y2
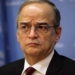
[
  {"x1": 19, "y1": 22, "x2": 30, "y2": 29},
  {"x1": 21, "y1": 25, "x2": 27, "y2": 29},
  {"x1": 37, "y1": 25, "x2": 48, "y2": 30}
]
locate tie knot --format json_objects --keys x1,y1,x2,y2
[{"x1": 26, "y1": 67, "x2": 35, "y2": 75}]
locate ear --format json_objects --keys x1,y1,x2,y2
[
  {"x1": 16, "y1": 31, "x2": 20, "y2": 42},
  {"x1": 55, "y1": 26, "x2": 62, "y2": 43}
]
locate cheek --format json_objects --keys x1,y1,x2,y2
[
  {"x1": 39, "y1": 34, "x2": 50, "y2": 49},
  {"x1": 18, "y1": 35, "x2": 28, "y2": 47},
  {"x1": 41, "y1": 32, "x2": 55, "y2": 47},
  {"x1": 20, "y1": 33, "x2": 29, "y2": 40}
]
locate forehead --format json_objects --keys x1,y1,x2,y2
[{"x1": 18, "y1": 3, "x2": 54, "y2": 23}]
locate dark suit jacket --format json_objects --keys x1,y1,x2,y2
[{"x1": 0, "y1": 51, "x2": 75, "y2": 75}]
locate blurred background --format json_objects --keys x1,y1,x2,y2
[{"x1": 0, "y1": 0, "x2": 75, "y2": 66}]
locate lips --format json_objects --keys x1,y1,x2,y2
[{"x1": 27, "y1": 43, "x2": 39, "y2": 47}]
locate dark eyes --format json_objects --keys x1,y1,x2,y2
[
  {"x1": 18, "y1": 23, "x2": 54, "y2": 34},
  {"x1": 20, "y1": 25, "x2": 30, "y2": 29},
  {"x1": 19, "y1": 22, "x2": 49, "y2": 29},
  {"x1": 21, "y1": 25, "x2": 26, "y2": 28},
  {"x1": 19, "y1": 23, "x2": 29, "y2": 29},
  {"x1": 20, "y1": 25, "x2": 48, "y2": 30},
  {"x1": 37, "y1": 25, "x2": 48, "y2": 30}
]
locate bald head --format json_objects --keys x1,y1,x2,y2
[{"x1": 16, "y1": 0, "x2": 61, "y2": 28}]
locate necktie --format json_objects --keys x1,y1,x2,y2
[{"x1": 26, "y1": 67, "x2": 35, "y2": 75}]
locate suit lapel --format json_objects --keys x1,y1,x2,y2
[
  {"x1": 15, "y1": 58, "x2": 24, "y2": 75},
  {"x1": 14, "y1": 51, "x2": 63, "y2": 75},
  {"x1": 46, "y1": 51, "x2": 63, "y2": 75}
]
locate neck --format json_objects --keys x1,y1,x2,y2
[{"x1": 24, "y1": 51, "x2": 52, "y2": 66}]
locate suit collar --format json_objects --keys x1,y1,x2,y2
[
  {"x1": 14, "y1": 50, "x2": 62, "y2": 75},
  {"x1": 15, "y1": 58, "x2": 24, "y2": 75},
  {"x1": 46, "y1": 50, "x2": 63, "y2": 75}
]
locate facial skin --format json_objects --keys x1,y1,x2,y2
[{"x1": 17, "y1": 3, "x2": 61, "y2": 65}]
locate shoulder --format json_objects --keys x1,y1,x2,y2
[
  {"x1": 62, "y1": 56, "x2": 75, "y2": 74},
  {"x1": 0, "y1": 58, "x2": 24, "y2": 75},
  {"x1": 52, "y1": 51, "x2": 75, "y2": 74},
  {"x1": 54, "y1": 50, "x2": 75, "y2": 66},
  {"x1": 54, "y1": 51, "x2": 75, "y2": 70},
  {"x1": 59, "y1": 54, "x2": 75, "y2": 73},
  {"x1": 0, "y1": 58, "x2": 24, "y2": 68},
  {"x1": 60, "y1": 55, "x2": 75, "y2": 67}
]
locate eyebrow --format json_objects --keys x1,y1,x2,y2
[
  {"x1": 19, "y1": 22, "x2": 29, "y2": 26},
  {"x1": 36, "y1": 22, "x2": 48, "y2": 26},
  {"x1": 19, "y1": 21, "x2": 49, "y2": 26}
]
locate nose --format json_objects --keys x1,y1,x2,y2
[{"x1": 28, "y1": 26, "x2": 38, "y2": 39}]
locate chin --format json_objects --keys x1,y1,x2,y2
[
  {"x1": 26, "y1": 50, "x2": 40, "y2": 56},
  {"x1": 24, "y1": 48, "x2": 41, "y2": 55}
]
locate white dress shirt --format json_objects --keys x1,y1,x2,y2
[{"x1": 21, "y1": 50, "x2": 54, "y2": 75}]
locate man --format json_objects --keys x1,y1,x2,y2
[{"x1": 0, "y1": 0, "x2": 75, "y2": 75}]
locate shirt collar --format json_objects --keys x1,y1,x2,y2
[{"x1": 22, "y1": 50, "x2": 54, "y2": 75}]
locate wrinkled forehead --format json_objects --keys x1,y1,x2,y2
[{"x1": 18, "y1": 3, "x2": 54, "y2": 24}]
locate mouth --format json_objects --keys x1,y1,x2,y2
[{"x1": 27, "y1": 43, "x2": 39, "y2": 47}]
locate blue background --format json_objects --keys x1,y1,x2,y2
[{"x1": 0, "y1": 0, "x2": 75, "y2": 66}]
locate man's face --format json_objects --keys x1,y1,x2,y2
[{"x1": 17, "y1": 3, "x2": 61, "y2": 57}]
